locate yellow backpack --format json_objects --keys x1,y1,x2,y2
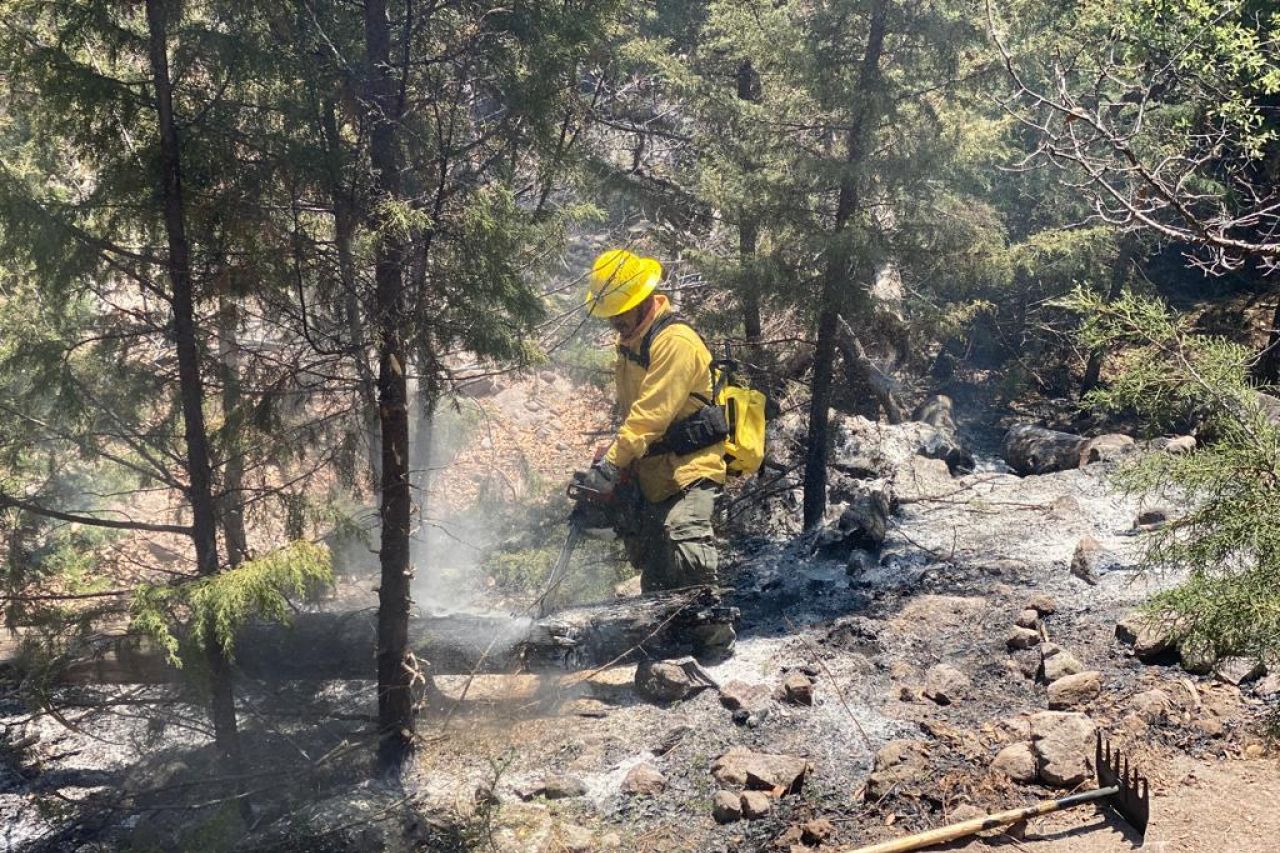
[{"x1": 713, "y1": 354, "x2": 767, "y2": 477}]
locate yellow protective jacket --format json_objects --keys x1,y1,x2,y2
[{"x1": 604, "y1": 295, "x2": 727, "y2": 503}]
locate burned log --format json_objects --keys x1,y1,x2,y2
[
  {"x1": 1002, "y1": 424, "x2": 1088, "y2": 476},
  {"x1": 2, "y1": 587, "x2": 738, "y2": 685}
]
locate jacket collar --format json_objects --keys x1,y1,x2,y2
[{"x1": 617, "y1": 294, "x2": 671, "y2": 350}]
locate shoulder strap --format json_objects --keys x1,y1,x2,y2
[{"x1": 618, "y1": 313, "x2": 687, "y2": 370}]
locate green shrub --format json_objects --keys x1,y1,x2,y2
[{"x1": 1061, "y1": 287, "x2": 1280, "y2": 663}]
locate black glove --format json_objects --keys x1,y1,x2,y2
[{"x1": 579, "y1": 458, "x2": 619, "y2": 496}]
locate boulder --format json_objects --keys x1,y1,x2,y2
[
  {"x1": 923, "y1": 664, "x2": 971, "y2": 706},
  {"x1": 801, "y1": 819, "x2": 835, "y2": 845},
  {"x1": 780, "y1": 673, "x2": 816, "y2": 706},
  {"x1": 895, "y1": 456, "x2": 953, "y2": 502},
  {"x1": 1214, "y1": 657, "x2": 1265, "y2": 686},
  {"x1": 1006, "y1": 626, "x2": 1041, "y2": 650},
  {"x1": 1070, "y1": 535, "x2": 1121, "y2": 585},
  {"x1": 1015, "y1": 609, "x2": 1039, "y2": 629},
  {"x1": 991, "y1": 742, "x2": 1037, "y2": 783},
  {"x1": 914, "y1": 395, "x2": 976, "y2": 475},
  {"x1": 865, "y1": 740, "x2": 930, "y2": 801},
  {"x1": 1115, "y1": 613, "x2": 1174, "y2": 659},
  {"x1": 1254, "y1": 674, "x2": 1280, "y2": 698},
  {"x1": 1026, "y1": 594, "x2": 1057, "y2": 615},
  {"x1": 1039, "y1": 644, "x2": 1085, "y2": 683},
  {"x1": 740, "y1": 790, "x2": 772, "y2": 820},
  {"x1": 621, "y1": 763, "x2": 666, "y2": 796},
  {"x1": 635, "y1": 658, "x2": 714, "y2": 703},
  {"x1": 541, "y1": 775, "x2": 587, "y2": 800},
  {"x1": 1078, "y1": 433, "x2": 1136, "y2": 466},
  {"x1": 711, "y1": 748, "x2": 810, "y2": 794},
  {"x1": 1159, "y1": 435, "x2": 1197, "y2": 454},
  {"x1": 1047, "y1": 671, "x2": 1102, "y2": 709},
  {"x1": 1002, "y1": 424, "x2": 1088, "y2": 476},
  {"x1": 1130, "y1": 689, "x2": 1174, "y2": 723},
  {"x1": 712, "y1": 790, "x2": 742, "y2": 823},
  {"x1": 720, "y1": 680, "x2": 771, "y2": 715},
  {"x1": 1029, "y1": 711, "x2": 1096, "y2": 787},
  {"x1": 1135, "y1": 508, "x2": 1169, "y2": 528}
]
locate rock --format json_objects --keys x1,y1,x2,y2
[
  {"x1": 897, "y1": 685, "x2": 921, "y2": 702},
  {"x1": 1026, "y1": 594, "x2": 1057, "y2": 615},
  {"x1": 1115, "y1": 613, "x2": 1174, "y2": 659},
  {"x1": 711, "y1": 748, "x2": 810, "y2": 794},
  {"x1": 991, "y1": 742, "x2": 1037, "y2": 783},
  {"x1": 865, "y1": 740, "x2": 930, "y2": 801},
  {"x1": 1245, "y1": 743, "x2": 1268, "y2": 759},
  {"x1": 1013, "y1": 651, "x2": 1041, "y2": 680},
  {"x1": 895, "y1": 455, "x2": 953, "y2": 502},
  {"x1": 712, "y1": 790, "x2": 743, "y2": 823},
  {"x1": 1070, "y1": 535, "x2": 1119, "y2": 585},
  {"x1": 1047, "y1": 671, "x2": 1102, "y2": 709},
  {"x1": 720, "y1": 680, "x2": 771, "y2": 715},
  {"x1": 838, "y1": 484, "x2": 892, "y2": 548},
  {"x1": 621, "y1": 763, "x2": 666, "y2": 796},
  {"x1": 780, "y1": 673, "x2": 815, "y2": 706},
  {"x1": 1015, "y1": 609, "x2": 1039, "y2": 629},
  {"x1": 652, "y1": 724, "x2": 691, "y2": 756},
  {"x1": 982, "y1": 558, "x2": 1029, "y2": 578},
  {"x1": 1254, "y1": 674, "x2": 1280, "y2": 698},
  {"x1": 1136, "y1": 508, "x2": 1169, "y2": 527},
  {"x1": 1048, "y1": 495, "x2": 1082, "y2": 521},
  {"x1": 1002, "y1": 424, "x2": 1088, "y2": 476},
  {"x1": 1178, "y1": 639, "x2": 1216, "y2": 675},
  {"x1": 847, "y1": 549, "x2": 880, "y2": 577},
  {"x1": 923, "y1": 664, "x2": 971, "y2": 705},
  {"x1": 1078, "y1": 433, "x2": 1136, "y2": 466},
  {"x1": 1130, "y1": 689, "x2": 1174, "y2": 723},
  {"x1": 556, "y1": 824, "x2": 594, "y2": 852},
  {"x1": 801, "y1": 819, "x2": 835, "y2": 845},
  {"x1": 1155, "y1": 435, "x2": 1197, "y2": 454},
  {"x1": 1006, "y1": 626, "x2": 1041, "y2": 650},
  {"x1": 1194, "y1": 716, "x2": 1225, "y2": 738},
  {"x1": 740, "y1": 790, "x2": 772, "y2": 819},
  {"x1": 1029, "y1": 711, "x2": 1097, "y2": 787},
  {"x1": 634, "y1": 658, "x2": 714, "y2": 703},
  {"x1": 541, "y1": 775, "x2": 587, "y2": 800},
  {"x1": 1214, "y1": 656, "x2": 1265, "y2": 686},
  {"x1": 1040, "y1": 644, "x2": 1084, "y2": 683}
]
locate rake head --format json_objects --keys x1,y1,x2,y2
[{"x1": 1095, "y1": 731, "x2": 1150, "y2": 837}]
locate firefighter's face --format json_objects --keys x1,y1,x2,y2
[{"x1": 609, "y1": 300, "x2": 646, "y2": 337}]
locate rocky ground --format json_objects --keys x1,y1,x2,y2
[{"x1": 3, "y1": 384, "x2": 1279, "y2": 852}]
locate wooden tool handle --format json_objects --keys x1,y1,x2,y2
[{"x1": 844, "y1": 788, "x2": 1114, "y2": 853}]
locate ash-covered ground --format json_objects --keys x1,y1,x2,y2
[{"x1": 3, "y1": 400, "x2": 1278, "y2": 852}]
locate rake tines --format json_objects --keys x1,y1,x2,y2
[{"x1": 1095, "y1": 731, "x2": 1150, "y2": 835}]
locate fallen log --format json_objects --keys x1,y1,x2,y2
[
  {"x1": 1001, "y1": 424, "x2": 1088, "y2": 476},
  {"x1": 1, "y1": 587, "x2": 738, "y2": 685}
]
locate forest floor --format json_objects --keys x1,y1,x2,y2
[{"x1": 2, "y1": 372, "x2": 1278, "y2": 852}]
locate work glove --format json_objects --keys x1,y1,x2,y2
[{"x1": 578, "y1": 458, "x2": 619, "y2": 497}]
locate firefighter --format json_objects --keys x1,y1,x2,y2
[{"x1": 577, "y1": 249, "x2": 735, "y2": 658}]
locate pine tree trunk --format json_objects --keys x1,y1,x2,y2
[
  {"x1": 217, "y1": 297, "x2": 249, "y2": 567},
  {"x1": 737, "y1": 59, "x2": 763, "y2": 345},
  {"x1": 364, "y1": 0, "x2": 416, "y2": 772},
  {"x1": 143, "y1": 0, "x2": 242, "y2": 770},
  {"x1": 322, "y1": 98, "x2": 382, "y2": 492},
  {"x1": 802, "y1": 0, "x2": 888, "y2": 529}
]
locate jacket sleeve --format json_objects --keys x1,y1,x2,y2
[{"x1": 605, "y1": 331, "x2": 705, "y2": 470}]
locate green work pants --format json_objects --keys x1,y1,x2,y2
[{"x1": 624, "y1": 481, "x2": 721, "y2": 593}]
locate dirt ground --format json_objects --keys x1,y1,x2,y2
[{"x1": 950, "y1": 755, "x2": 1280, "y2": 853}]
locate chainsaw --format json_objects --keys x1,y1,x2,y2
[{"x1": 534, "y1": 453, "x2": 630, "y2": 618}]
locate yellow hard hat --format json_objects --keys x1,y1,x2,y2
[{"x1": 586, "y1": 249, "x2": 662, "y2": 318}]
